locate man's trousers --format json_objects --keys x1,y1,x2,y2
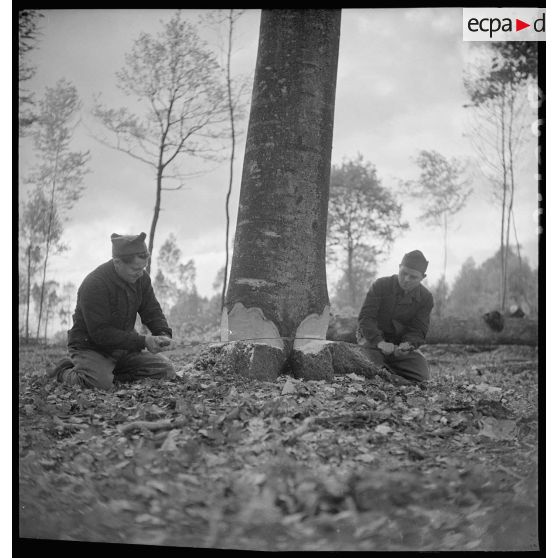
[
  {"x1": 358, "y1": 339, "x2": 430, "y2": 382},
  {"x1": 53, "y1": 348, "x2": 176, "y2": 390}
]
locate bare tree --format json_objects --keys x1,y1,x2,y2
[
  {"x1": 92, "y1": 10, "x2": 229, "y2": 274},
  {"x1": 464, "y1": 42, "x2": 537, "y2": 311},
  {"x1": 218, "y1": 10, "x2": 249, "y2": 310},
  {"x1": 19, "y1": 189, "x2": 63, "y2": 342},
  {"x1": 198, "y1": 9, "x2": 250, "y2": 310},
  {"x1": 26, "y1": 79, "x2": 90, "y2": 339},
  {"x1": 43, "y1": 281, "x2": 61, "y2": 343},
  {"x1": 31, "y1": 280, "x2": 60, "y2": 343},
  {"x1": 401, "y1": 149, "x2": 471, "y2": 280}
]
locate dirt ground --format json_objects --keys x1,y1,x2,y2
[{"x1": 18, "y1": 342, "x2": 539, "y2": 551}]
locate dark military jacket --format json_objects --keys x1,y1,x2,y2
[
  {"x1": 357, "y1": 274, "x2": 433, "y2": 348},
  {"x1": 68, "y1": 260, "x2": 172, "y2": 353}
]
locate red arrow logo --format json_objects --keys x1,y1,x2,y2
[{"x1": 516, "y1": 19, "x2": 530, "y2": 31}]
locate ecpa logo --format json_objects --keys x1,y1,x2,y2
[{"x1": 463, "y1": 8, "x2": 545, "y2": 42}]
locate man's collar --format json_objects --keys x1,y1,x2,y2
[
  {"x1": 407, "y1": 285, "x2": 421, "y2": 301},
  {"x1": 392, "y1": 275, "x2": 421, "y2": 301}
]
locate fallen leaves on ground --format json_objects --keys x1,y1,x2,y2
[{"x1": 18, "y1": 342, "x2": 539, "y2": 551}]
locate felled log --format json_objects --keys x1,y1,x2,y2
[
  {"x1": 326, "y1": 314, "x2": 538, "y2": 346},
  {"x1": 426, "y1": 316, "x2": 538, "y2": 346}
]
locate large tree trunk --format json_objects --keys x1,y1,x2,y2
[{"x1": 221, "y1": 9, "x2": 342, "y2": 378}]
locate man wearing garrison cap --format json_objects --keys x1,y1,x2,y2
[
  {"x1": 357, "y1": 250, "x2": 434, "y2": 382},
  {"x1": 46, "y1": 233, "x2": 176, "y2": 390}
]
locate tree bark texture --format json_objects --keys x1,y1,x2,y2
[
  {"x1": 326, "y1": 314, "x2": 538, "y2": 347},
  {"x1": 224, "y1": 9, "x2": 341, "y2": 353}
]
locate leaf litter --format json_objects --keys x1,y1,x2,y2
[{"x1": 18, "y1": 342, "x2": 539, "y2": 551}]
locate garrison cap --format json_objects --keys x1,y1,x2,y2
[
  {"x1": 401, "y1": 250, "x2": 428, "y2": 274},
  {"x1": 111, "y1": 232, "x2": 148, "y2": 257}
]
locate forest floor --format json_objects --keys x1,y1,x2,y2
[{"x1": 18, "y1": 342, "x2": 540, "y2": 552}]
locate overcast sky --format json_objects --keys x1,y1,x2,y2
[{"x1": 19, "y1": 8, "x2": 540, "y2": 303}]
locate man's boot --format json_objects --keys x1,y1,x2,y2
[{"x1": 46, "y1": 357, "x2": 74, "y2": 381}]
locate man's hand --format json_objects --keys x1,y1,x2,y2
[
  {"x1": 157, "y1": 336, "x2": 172, "y2": 348},
  {"x1": 394, "y1": 341, "x2": 414, "y2": 357},
  {"x1": 377, "y1": 340, "x2": 395, "y2": 355},
  {"x1": 145, "y1": 335, "x2": 171, "y2": 354}
]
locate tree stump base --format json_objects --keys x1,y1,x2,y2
[
  {"x1": 291, "y1": 340, "x2": 385, "y2": 380},
  {"x1": 290, "y1": 340, "x2": 335, "y2": 381},
  {"x1": 193, "y1": 339, "x2": 387, "y2": 383},
  {"x1": 193, "y1": 342, "x2": 286, "y2": 381}
]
